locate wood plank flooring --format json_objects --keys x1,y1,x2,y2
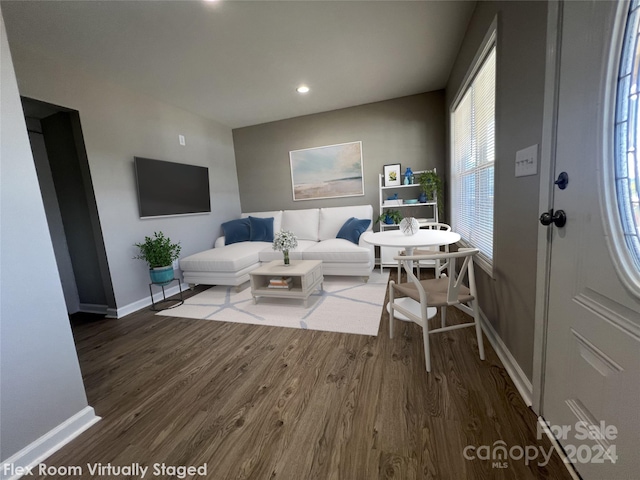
[{"x1": 26, "y1": 272, "x2": 574, "y2": 479}]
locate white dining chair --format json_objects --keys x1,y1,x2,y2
[
  {"x1": 396, "y1": 222, "x2": 452, "y2": 281},
  {"x1": 388, "y1": 248, "x2": 485, "y2": 372}
]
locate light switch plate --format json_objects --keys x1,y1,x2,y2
[
  {"x1": 515, "y1": 144, "x2": 538, "y2": 177},
  {"x1": 178, "y1": 134, "x2": 186, "y2": 146}
]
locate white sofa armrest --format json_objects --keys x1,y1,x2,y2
[
  {"x1": 214, "y1": 236, "x2": 226, "y2": 248},
  {"x1": 359, "y1": 232, "x2": 375, "y2": 263}
]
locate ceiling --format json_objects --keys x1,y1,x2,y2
[{"x1": 1, "y1": 0, "x2": 476, "y2": 129}]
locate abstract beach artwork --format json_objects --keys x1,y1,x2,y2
[{"x1": 289, "y1": 141, "x2": 364, "y2": 201}]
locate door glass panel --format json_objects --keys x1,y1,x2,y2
[{"x1": 615, "y1": 0, "x2": 640, "y2": 269}]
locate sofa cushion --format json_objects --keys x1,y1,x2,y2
[
  {"x1": 336, "y1": 217, "x2": 371, "y2": 244},
  {"x1": 258, "y1": 240, "x2": 317, "y2": 262},
  {"x1": 248, "y1": 216, "x2": 274, "y2": 242},
  {"x1": 281, "y1": 208, "x2": 320, "y2": 241},
  {"x1": 302, "y1": 238, "x2": 372, "y2": 263},
  {"x1": 318, "y1": 205, "x2": 373, "y2": 240},
  {"x1": 241, "y1": 210, "x2": 283, "y2": 232},
  {"x1": 180, "y1": 242, "x2": 270, "y2": 273},
  {"x1": 222, "y1": 218, "x2": 251, "y2": 245}
]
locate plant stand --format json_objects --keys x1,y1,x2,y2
[{"x1": 149, "y1": 278, "x2": 184, "y2": 311}]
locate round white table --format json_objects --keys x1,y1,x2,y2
[
  {"x1": 361, "y1": 229, "x2": 461, "y2": 322},
  {"x1": 362, "y1": 229, "x2": 460, "y2": 255}
]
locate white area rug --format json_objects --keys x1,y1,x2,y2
[{"x1": 158, "y1": 270, "x2": 390, "y2": 336}]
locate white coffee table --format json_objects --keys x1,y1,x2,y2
[{"x1": 249, "y1": 260, "x2": 323, "y2": 308}]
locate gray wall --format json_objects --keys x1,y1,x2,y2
[
  {"x1": 7, "y1": 42, "x2": 241, "y2": 312},
  {"x1": 29, "y1": 125, "x2": 81, "y2": 313},
  {"x1": 0, "y1": 10, "x2": 89, "y2": 460},
  {"x1": 446, "y1": 1, "x2": 548, "y2": 380},
  {"x1": 41, "y1": 111, "x2": 110, "y2": 307},
  {"x1": 233, "y1": 92, "x2": 445, "y2": 220}
]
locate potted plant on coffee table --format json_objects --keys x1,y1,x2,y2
[{"x1": 134, "y1": 231, "x2": 182, "y2": 285}]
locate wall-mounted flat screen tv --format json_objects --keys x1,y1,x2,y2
[{"x1": 134, "y1": 157, "x2": 211, "y2": 218}]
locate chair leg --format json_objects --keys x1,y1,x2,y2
[
  {"x1": 440, "y1": 306, "x2": 447, "y2": 329},
  {"x1": 388, "y1": 281, "x2": 395, "y2": 339},
  {"x1": 422, "y1": 304, "x2": 431, "y2": 372},
  {"x1": 471, "y1": 299, "x2": 485, "y2": 360}
]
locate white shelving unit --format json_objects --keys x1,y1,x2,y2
[{"x1": 378, "y1": 169, "x2": 439, "y2": 268}]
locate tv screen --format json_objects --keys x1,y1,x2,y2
[{"x1": 134, "y1": 157, "x2": 211, "y2": 218}]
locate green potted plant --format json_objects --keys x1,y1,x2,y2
[
  {"x1": 376, "y1": 209, "x2": 403, "y2": 225},
  {"x1": 134, "y1": 231, "x2": 182, "y2": 285},
  {"x1": 417, "y1": 170, "x2": 444, "y2": 217}
]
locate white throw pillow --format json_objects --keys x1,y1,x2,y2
[{"x1": 281, "y1": 208, "x2": 320, "y2": 241}]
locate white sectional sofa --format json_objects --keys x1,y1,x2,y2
[{"x1": 180, "y1": 204, "x2": 374, "y2": 287}]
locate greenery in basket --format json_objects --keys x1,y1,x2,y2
[
  {"x1": 375, "y1": 209, "x2": 403, "y2": 225},
  {"x1": 417, "y1": 170, "x2": 444, "y2": 218},
  {"x1": 134, "y1": 231, "x2": 181, "y2": 268}
]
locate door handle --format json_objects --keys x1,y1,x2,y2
[
  {"x1": 554, "y1": 171, "x2": 569, "y2": 190},
  {"x1": 539, "y1": 209, "x2": 567, "y2": 228}
]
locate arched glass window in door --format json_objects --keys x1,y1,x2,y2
[{"x1": 615, "y1": 0, "x2": 640, "y2": 270}]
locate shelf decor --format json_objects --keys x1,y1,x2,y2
[
  {"x1": 416, "y1": 169, "x2": 444, "y2": 217},
  {"x1": 383, "y1": 163, "x2": 401, "y2": 187},
  {"x1": 377, "y1": 170, "x2": 440, "y2": 268},
  {"x1": 289, "y1": 141, "x2": 364, "y2": 201},
  {"x1": 400, "y1": 217, "x2": 420, "y2": 236},
  {"x1": 376, "y1": 209, "x2": 403, "y2": 225}
]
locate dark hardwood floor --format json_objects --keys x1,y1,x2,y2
[{"x1": 28, "y1": 271, "x2": 573, "y2": 479}]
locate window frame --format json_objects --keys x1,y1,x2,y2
[
  {"x1": 604, "y1": 0, "x2": 640, "y2": 298},
  {"x1": 449, "y1": 17, "x2": 497, "y2": 277}
]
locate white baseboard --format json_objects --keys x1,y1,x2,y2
[
  {"x1": 479, "y1": 308, "x2": 533, "y2": 407},
  {"x1": 537, "y1": 417, "x2": 582, "y2": 480},
  {"x1": 0, "y1": 407, "x2": 100, "y2": 480},
  {"x1": 116, "y1": 282, "x2": 189, "y2": 318},
  {"x1": 75, "y1": 304, "x2": 117, "y2": 318},
  {"x1": 78, "y1": 303, "x2": 108, "y2": 315}
]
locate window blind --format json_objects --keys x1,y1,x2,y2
[{"x1": 451, "y1": 47, "x2": 496, "y2": 268}]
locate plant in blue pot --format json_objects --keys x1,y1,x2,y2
[
  {"x1": 376, "y1": 209, "x2": 403, "y2": 226},
  {"x1": 134, "y1": 231, "x2": 181, "y2": 285},
  {"x1": 417, "y1": 170, "x2": 443, "y2": 216}
]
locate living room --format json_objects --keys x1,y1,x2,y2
[{"x1": 2, "y1": 1, "x2": 637, "y2": 479}]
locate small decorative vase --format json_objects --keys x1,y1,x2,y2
[
  {"x1": 400, "y1": 217, "x2": 420, "y2": 236},
  {"x1": 283, "y1": 250, "x2": 290, "y2": 266},
  {"x1": 404, "y1": 167, "x2": 413, "y2": 185},
  {"x1": 418, "y1": 192, "x2": 427, "y2": 203},
  {"x1": 384, "y1": 215, "x2": 395, "y2": 225}
]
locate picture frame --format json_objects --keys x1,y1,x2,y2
[
  {"x1": 289, "y1": 141, "x2": 364, "y2": 201},
  {"x1": 383, "y1": 163, "x2": 401, "y2": 187}
]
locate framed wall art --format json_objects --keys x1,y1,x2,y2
[
  {"x1": 383, "y1": 163, "x2": 401, "y2": 187},
  {"x1": 289, "y1": 141, "x2": 364, "y2": 201}
]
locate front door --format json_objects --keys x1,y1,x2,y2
[{"x1": 541, "y1": 1, "x2": 640, "y2": 479}]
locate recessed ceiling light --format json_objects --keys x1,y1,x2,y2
[{"x1": 296, "y1": 85, "x2": 310, "y2": 94}]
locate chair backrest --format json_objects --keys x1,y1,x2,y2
[
  {"x1": 420, "y1": 222, "x2": 451, "y2": 232},
  {"x1": 415, "y1": 223, "x2": 452, "y2": 254},
  {"x1": 397, "y1": 248, "x2": 479, "y2": 305}
]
